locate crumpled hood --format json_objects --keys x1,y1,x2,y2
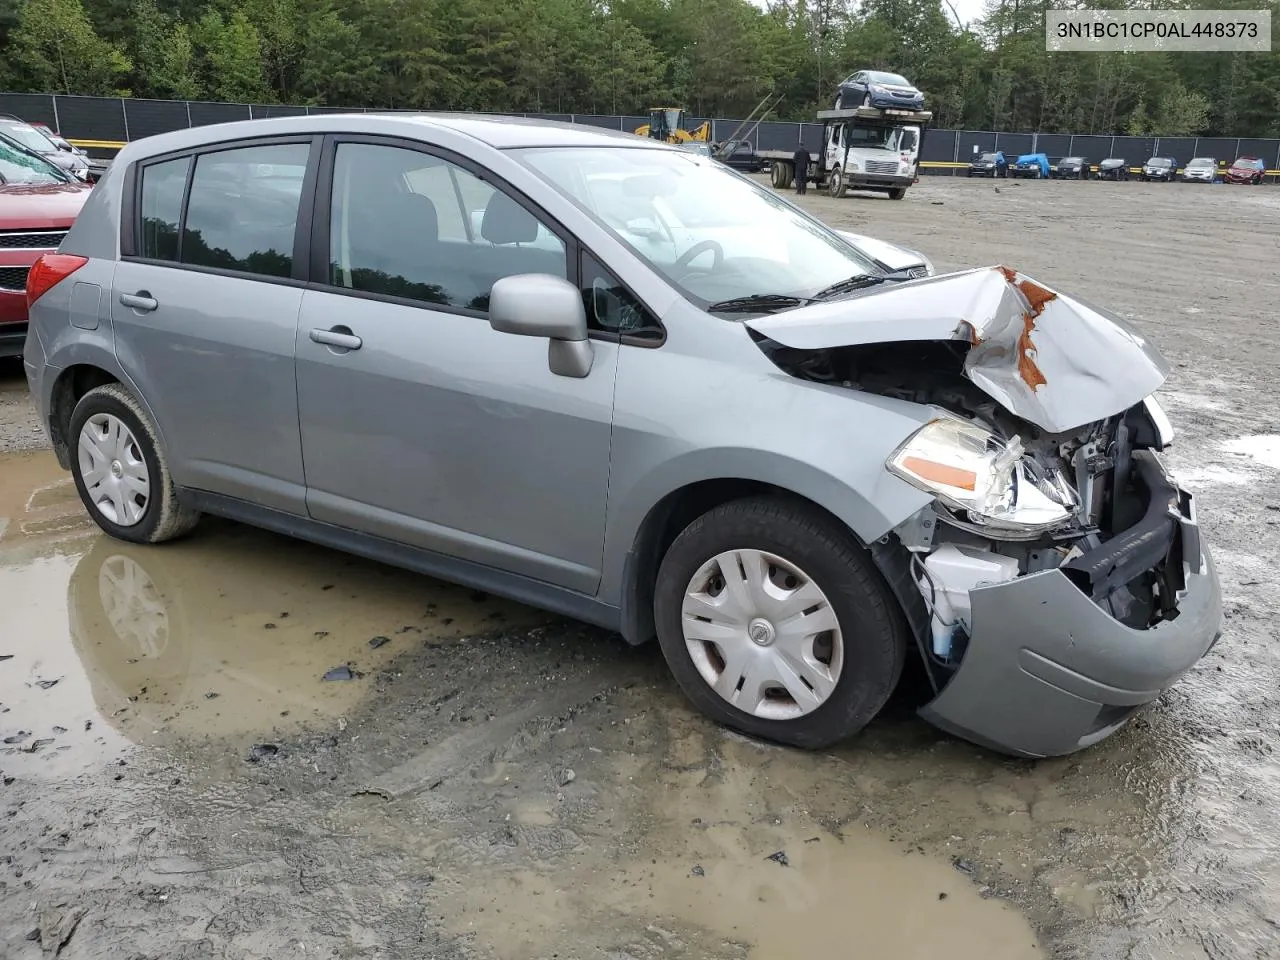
[{"x1": 745, "y1": 266, "x2": 1170, "y2": 433}]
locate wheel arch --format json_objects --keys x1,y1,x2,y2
[
  {"x1": 610, "y1": 448, "x2": 930, "y2": 646},
  {"x1": 49, "y1": 364, "x2": 122, "y2": 469}
]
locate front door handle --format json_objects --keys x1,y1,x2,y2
[
  {"x1": 309, "y1": 326, "x2": 362, "y2": 351},
  {"x1": 119, "y1": 291, "x2": 158, "y2": 311}
]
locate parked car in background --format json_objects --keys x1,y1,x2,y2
[
  {"x1": 676, "y1": 140, "x2": 765, "y2": 174},
  {"x1": 0, "y1": 137, "x2": 92, "y2": 357},
  {"x1": 716, "y1": 139, "x2": 767, "y2": 174},
  {"x1": 1180, "y1": 157, "x2": 1218, "y2": 183},
  {"x1": 1012, "y1": 153, "x2": 1050, "y2": 178},
  {"x1": 22, "y1": 114, "x2": 1220, "y2": 759},
  {"x1": 0, "y1": 116, "x2": 92, "y2": 181},
  {"x1": 677, "y1": 141, "x2": 713, "y2": 158},
  {"x1": 1140, "y1": 157, "x2": 1177, "y2": 181},
  {"x1": 967, "y1": 151, "x2": 1007, "y2": 177},
  {"x1": 835, "y1": 70, "x2": 925, "y2": 110},
  {"x1": 1098, "y1": 158, "x2": 1129, "y2": 181},
  {"x1": 1224, "y1": 156, "x2": 1266, "y2": 185},
  {"x1": 1051, "y1": 156, "x2": 1090, "y2": 179}
]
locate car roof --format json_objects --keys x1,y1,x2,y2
[{"x1": 113, "y1": 112, "x2": 661, "y2": 163}]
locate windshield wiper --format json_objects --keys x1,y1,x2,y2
[
  {"x1": 812, "y1": 274, "x2": 890, "y2": 300},
  {"x1": 706, "y1": 293, "x2": 819, "y2": 314}
]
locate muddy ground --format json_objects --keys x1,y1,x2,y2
[{"x1": 2, "y1": 176, "x2": 1279, "y2": 960}]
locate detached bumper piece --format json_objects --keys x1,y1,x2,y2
[{"x1": 919, "y1": 452, "x2": 1222, "y2": 758}]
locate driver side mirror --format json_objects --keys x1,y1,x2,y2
[{"x1": 489, "y1": 274, "x2": 594, "y2": 378}]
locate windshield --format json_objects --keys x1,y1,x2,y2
[
  {"x1": 518, "y1": 147, "x2": 879, "y2": 308},
  {"x1": 847, "y1": 126, "x2": 901, "y2": 152},
  {"x1": 1147, "y1": 158, "x2": 1171, "y2": 167},
  {"x1": 867, "y1": 72, "x2": 910, "y2": 86},
  {"x1": 0, "y1": 121, "x2": 54, "y2": 153},
  {"x1": 978, "y1": 153, "x2": 998, "y2": 161},
  {"x1": 680, "y1": 142, "x2": 712, "y2": 156},
  {"x1": 1061, "y1": 157, "x2": 1082, "y2": 164},
  {"x1": 0, "y1": 138, "x2": 68, "y2": 184},
  {"x1": 1232, "y1": 158, "x2": 1259, "y2": 168},
  {"x1": 1187, "y1": 158, "x2": 1214, "y2": 168}
]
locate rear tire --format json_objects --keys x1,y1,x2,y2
[
  {"x1": 68, "y1": 383, "x2": 200, "y2": 545},
  {"x1": 653, "y1": 496, "x2": 907, "y2": 749}
]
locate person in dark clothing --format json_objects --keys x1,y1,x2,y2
[{"x1": 792, "y1": 141, "x2": 810, "y2": 194}]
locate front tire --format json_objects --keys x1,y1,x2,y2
[
  {"x1": 828, "y1": 167, "x2": 847, "y2": 198},
  {"x1": 69, "y1": 383, "x2": 200, "y2": 544},
  {"x1": 653, "y1": 497, "x2": 907, "y2": 749}
]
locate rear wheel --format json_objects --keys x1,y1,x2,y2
[
  {"x1": 771, "y1": 160, "x2": 794, "y2": 190},
  {"x1": 653, "y1": 497, "x2": 907, "y2": 749},
  {"x1": 69, "y1": 383, "x2": 200, "y2": 544}
]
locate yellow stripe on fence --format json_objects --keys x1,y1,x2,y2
[{"x1": 67, "y1": 138, "x2": 128, "y2": 149}]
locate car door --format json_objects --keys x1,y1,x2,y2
[
  {"x1": 293, "y1": 137, "x2": 618, "y2": 595},
  {"x1": 113, "y1": 137, "x2": 317, "y2": 514}
]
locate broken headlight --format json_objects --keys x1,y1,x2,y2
[{"x1": 887, "y1": 418, "x2": 1077, "y2": 533}]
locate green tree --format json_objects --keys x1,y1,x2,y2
[
  {"x1": 191, "y1": 8, "x2": 268, "y2": 102},
  {"x1": 9, "y1": 0, "x2": 133, "y2": 95},
  {"x1": 132, "y1": 0, "x2": 201, "y2": 99}
]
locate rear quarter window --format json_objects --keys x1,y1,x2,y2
[{"x1": 139, "y1": 156, "x2": 191, "y2": 261}]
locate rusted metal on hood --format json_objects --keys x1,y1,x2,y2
[
  {"x1": 993, "y1": 265, "x2": 1057, "y2": 392},
  {"x1": 744, "y1": 267, "x2": 1170, "y2": 433}
]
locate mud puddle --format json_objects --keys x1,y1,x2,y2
[{"x1": 1, "y1": 450, "x2": 547, "y2": 772}]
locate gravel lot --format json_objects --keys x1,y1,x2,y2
[{"x1": 2, "y1": 175, "x2": 1279, "y2": 959}]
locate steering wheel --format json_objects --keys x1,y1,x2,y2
[{"x1": 674, "y1": 239, "x2": 723, "y2": 274}]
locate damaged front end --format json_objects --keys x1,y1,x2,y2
[{"x1": 747, "y1": 266, "x2": 1222, "y2": 757}]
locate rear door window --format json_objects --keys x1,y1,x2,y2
[{"x1": 180, "y1": 143, "x2": 309, "y2": 278}]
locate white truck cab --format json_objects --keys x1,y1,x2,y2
[{"x1": 762, "y1": 106, "x2": 932, "y2": 201}]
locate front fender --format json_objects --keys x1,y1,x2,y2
[{"x1": 597, "y1": 338, "x2": 937, "y2": 609}]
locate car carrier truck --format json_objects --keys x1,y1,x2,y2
[{"x1": 759, "y1": 106, "x2": 932, "y2": 200}]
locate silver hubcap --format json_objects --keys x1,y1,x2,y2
[
  {"x1": 78, "y1": 413, "x2": 150, "y2": 527},
  {"x1": 682, "y1": 549, "x2": 843, "y2": 721}
]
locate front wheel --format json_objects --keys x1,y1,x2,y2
[
  {"x1": 69, "y1": 383, "x2": 201, "y2": 544},
  {"x1": 653, "y1": 497, "x2": 907, "y2": 749},
  {"x1": 888, "y1": 187, "x2": 906, "y2": 200},
  {"x1": 828, "y1": 166, "x2": 847, "y2": 198}
]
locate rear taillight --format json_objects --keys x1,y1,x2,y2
[{"x1": 26, "y1": 254, "x2": 88, "y2": 309}]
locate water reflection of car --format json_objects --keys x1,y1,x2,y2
[
  {"x1": 1097, "y1": 158, "x2": 1129, "y2": 181},
  {"x1": 967, "y1": 151, "x2": 1006, "y2": 178},
  {"x1": 1011, "y1": 153, "x2": 1049, "y2": 179},
  {"x1": 1050, "y1": 156, "x2": 1090, "y2": 180},
  {"x1": 1180, "y1": 157, "x2": 1218, "y2": 183},
  {"x1": 1224, "y1": 156, "x2": 1265, "y2": 185},
  {"x1": 1140, "y1": 157, "x2": 1177, "y2": 182},
  {"x1": 27, "y1": 114, "x2": 1221, "y2": 759}
]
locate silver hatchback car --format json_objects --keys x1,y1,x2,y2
[{"x1": 23, "y1": 115, "x2": 1222, "y2": 757}]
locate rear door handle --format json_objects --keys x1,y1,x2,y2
[
  {"x1": 309, "y1": 327, "x2": 362, "y2": 351},
  {"x1": 119, "y1": 291, "x2": 158, "y2": 311}
]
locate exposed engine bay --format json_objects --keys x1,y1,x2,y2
[{"x1": 756, "y1": 336, "x2": 1188, "y2": 673}]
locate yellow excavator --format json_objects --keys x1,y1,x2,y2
[{"x1": 634, "y1": 107, "x2": 710, "y2": 143}]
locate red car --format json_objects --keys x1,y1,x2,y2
[
  {"x1": 1, "y1": 137, "x2": 92, "y2": 357},
  {"x1": 1224, "y1": 156, "x2": 1266, "y2": 185}
]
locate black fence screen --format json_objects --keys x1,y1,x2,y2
[{"x1": 1, "y1": 92, "x2": 1276, "y2": 179}]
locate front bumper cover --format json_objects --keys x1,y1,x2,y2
[{"x1": 917, "y1": 459, "x2": 1222, "y2": 758}]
